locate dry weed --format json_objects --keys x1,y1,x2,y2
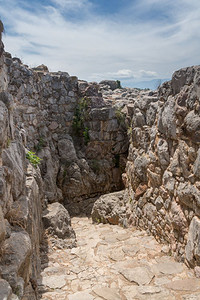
[
  {"x1": 5, "y1": 204, "x2": 26, "y2": 229},
  {"x1": 0, "y1": 241, "x2": 14, "y2": 262}
]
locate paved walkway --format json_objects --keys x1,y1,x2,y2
[{"x1": 38, "y1": 217, "x2": 200, "y2": 300}]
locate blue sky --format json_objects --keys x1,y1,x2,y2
[{"x1": 0, "y1": 0, "x2": 200, "y2": 89}]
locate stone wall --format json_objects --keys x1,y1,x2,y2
[
  {"x1": 6, "y1": 59, "x2": 128, "y2": 215},
  {"x1": 0, "y1": 29, "x2": 44, "y2": 300},
  {"x1": 0, "y1": 24, "x2": 128, "y2": 298},
  {"x1": 124, "y1": 66, "x2": 200, "y2": 268}
]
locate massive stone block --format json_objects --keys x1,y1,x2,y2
[
  {"x1": 91, "y1": 190, "x2": 125, "y2": 225},
  {"x1": 185, "y1": 216, "x2": 200, "y2": 267},
  {"x1": 43, "y1": 202, "x2": 76, "y2": 240}
]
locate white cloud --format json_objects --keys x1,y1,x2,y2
[
  {"x1": 138, "y1": 70, "x2": 158, "y2": 78},
  {"x1": 0, "y1": 0, "x2": 199, "y2": 86},
  {"x1": 50, "y1": 0, "x2": 90, "y2": 10},
  {"x1": 91, "y1": 69, "x2": 158, "y2": 82},
  {"x1": 114, "y1": 69, "x2": 134, "y2": 78},
  {"x1": 107, "y1": 69, "x2": 135, "y2": 79}
]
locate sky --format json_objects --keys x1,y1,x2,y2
[{"x1": 0, "y1": 0, "x2": 200, "y2": 89}]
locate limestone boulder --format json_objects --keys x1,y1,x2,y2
[
  {"x1": 0, "y1": 279, "x2": 12, "y2": 300},
  {"x1": 170, "y1": 201, "x2": 187, "y2": 232},
  {"x1": 169, "y1": 148, "x2": 181, "y2": 176},
  {"x1": 57, "y1": 137, "x2": 77, "y2": 162},
  {"x1": 177, "y1": 182, "x2": 200, "y2": 209},
  {"x1": 157, "y1": 96, "x2": 176, "y2": 139},
  {"x1": 39, "y1": 147, "x2": 62, "y2": 203},
  {"x1": 1, "y1": 231, "x2": 32, "y2": 289},
  {"x1": 43, "y1": 202, "x2": 76, "y2": 240},
  {"x1": 134, "y1": 155, "x2": 149, "y2": 183},
  {"x1": 171, "y1": 66, "x2": 197, "y2": 95},
  {"x1": 32, "y1": 64, "x2": 49, "y2": 72},
  {"x1": 157, "y1": 139, "x2": 170, "y2": 169},
  {"x1": 185, "y1": 216, "x2": 200, "y2": 267},
  {"x1": 162, "y1": 170, "x2": 175, "y2": 195},
  {"x1": 184, "y1": 110, "x2": 200, "y2": 142},
  {"x1": 91, "y1": 190, "x2": 125, "y2": 225},
  {"x1": 146, "y1": 102, "x2": 158, "y2": 126},
  {"x1": 90, "y1": 107, "x2": 114, "y2": 121},
  {"x1": 99, "y1": 80, "x2": 119, "y2": 90},
  {"x1": 132, "y1": 108, "x2": 146, "y2": 127}
]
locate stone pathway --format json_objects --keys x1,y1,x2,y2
[{"x1": 38, "y1": 217, "x2": 200, "y2": 300}]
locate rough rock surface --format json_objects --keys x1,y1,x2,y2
[
  {"x1": 43, "y1": 202, "x2": 76, "y2": 248},
  {"x1": 91, "y1": 190, "x2": 125, "y2": 225},
  {"x1": 185, "y1": 216, "x2": 200, "y2": 266},
  {"x1": 0, "y1": 279, "x2": 12, "y2": 299},
  {"x1": 0, "y1": 42, "x2": 44, "y2": 299},
  {"x1": 99, "y1": 80, "x2": 120, "y2": 90},
  {"x1": 38, "y1": 217, "x2": 199, "y2": 300},
  {"x1": 6, "y1": 58, "x2": 128, "y2": 215},
  {"x1": 0, "y1": 24, "x2": 72, "y2": 299},
  {"x1": 122, "y1": 65, "x2": 200, "y2": 267},
  {"x1": 1, "y1": 17, "x2": 200, "y2": 299}
]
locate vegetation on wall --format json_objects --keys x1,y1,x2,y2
[
  {"x1": 115, "y1": 107, "x2": 126, "y2": 127},
  {"x1": 26, "y1": 151, "x2": 42, "y2": 168},
  {"x1": 72, "y1": 97, "x2": 90, "y2": 145}
]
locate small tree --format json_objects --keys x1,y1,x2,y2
[{"x1": 116, "y1": 80, "x2": 122, "y2": 89}]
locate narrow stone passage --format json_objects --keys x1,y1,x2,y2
[{"x1": 38, "y1": 217, "x2": 200, "y2": 300}]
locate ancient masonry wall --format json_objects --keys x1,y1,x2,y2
[
  {"x1": 124, "y1": 66, "x2": 200, "y2": 268},
  {"x1": 0, "y1": 26, "x2": 128, "y2": 298},
  {"x1": 0, "y1": 31, "x2": 44, "y2": 299},
  {"x1": 6, "y1": 57, "x2": 128, "y2": 215}
]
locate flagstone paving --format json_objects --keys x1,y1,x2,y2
[{"x1": 38, "y1": 217, "x2": 200, "y2": 300}]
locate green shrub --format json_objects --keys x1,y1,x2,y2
[
  {"x1": 72, "y1": 97, "x2": 90, "y2": 144},
  {"x1": 6, "y1": 138, "x2": 11, "y2": 148},
  {"x1": 73, "y1": 97, "x2": 88, "y2": 133},
  {"x1": 83, "y1": 126, "x2": 90, "y2": 145},
  {"x1": 26, "y1": 151, "x2": 42, "y2": 168},
  {"x1": 115, "y1": 107, "x2": 126, "y2": 127},
  {"x1": 127, "y1": 126, "x2": 132, "y2": 137},
  {"x1": 116, "y1": 80, "x2": 122, "y2": 89}
]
